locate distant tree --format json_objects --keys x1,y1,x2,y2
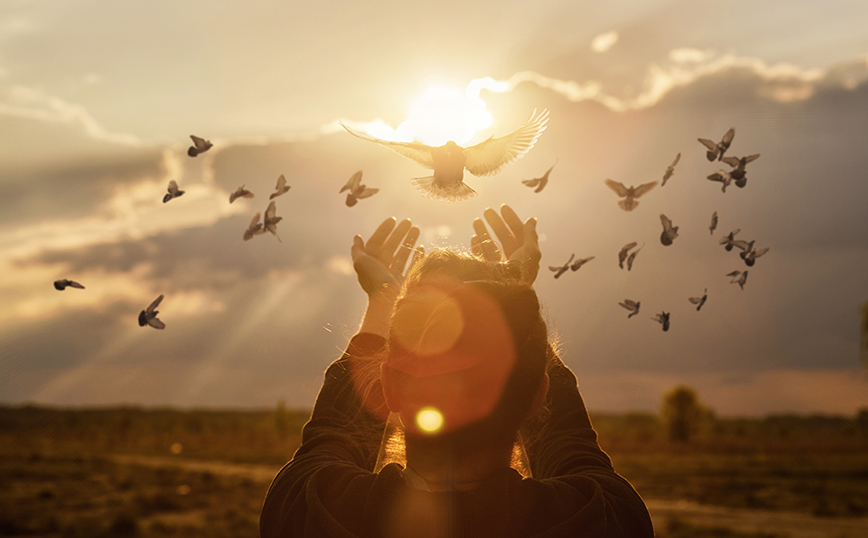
[{"x1": 661, "y1": 385, "x2": 713, "y2": 443}]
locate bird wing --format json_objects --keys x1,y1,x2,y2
[
  {"x1": 727, "y1": 271, "x2": 741, "y2": 277},
  {"x1": 463, "y1": 109, "x2": 549, "y2": 177},
  {"x1": 632, "y1": 181, "x2": 658, "y2": 198},
  {"x1": 744, "y1": 153, "x2": 760, "y2": 163},
  {"x1": 248, "y1": 212, "x2": 261, "y2": 229},
  {"x1": 275, "y1": 175, "x2": 286, "y2": 191},
  {"x1": 707, "y1": 172, "x2": 724, "y2": 183},
  {"x1": 147, "y1": 294, "x2": 164, "y2": 314},
  {"x1": 340, "y1": 122, "x2": 435, "y2": 169},
  {"x1": 671, "y1": 153, "x2": 681, "y2": 167},
  {"x1": 147, "y1": 317, "x2": 166, "y2": 330},
  {"x1": 265, "y1": 201, "x2": 276, "y2": 220},
  {"x1": 688, "y1": 297, "x2": 701, "y2": 304},
  {"x1": 190, "y1": 135, "x2": 208, "y2": 150},
  {"x1": 721, "y1": 156, "x2": 740, "y2": 167},
  {"x1": 341, "y1": 171, "x2": 363, "y2": 193},
  {"x1": 622, "y1": 299, "x2": 638, "y2": 308},
  {"x1": 722, "y1": 128, "x2": 735, "y2": 145},
  {"x1": 521, "y1": 178, "x2": 540, "y2": 187},
  {"x1": 355, "y1": 187, "x2": 379, "y2": 200},
  {"x1": 731, "y1": 240, "x2": 750, "y2": 251},
  {"x1": 698, "y1": 138, "x2": 717, "y2": 151},
  {"x1": 620, "y1": 242, "x2": 638, "y2": 255},
  {"x1": 605, "y1": 179, "x2": 629, "y2": 197},
  {"x1": 68, "y1": 280, "x2": 85, "y2": 289},
  {"x1": 752, "y1": 247, "x2": 770, "y2": 258},
  {"x1": 660, "y1": 214, "x2": 673, "y2": 232}
]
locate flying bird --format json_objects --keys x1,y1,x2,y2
[
  {"x1": 187, "y1": 135, "x2": 212, "y2": 157},
  {"x1": 618, "y1": 242, "x2": 638, "y2": 269},
  {"x1": 53, "y1": 279, "x2": 85, "y2": 291},
  {"x1": 549, "y1": 253, "x2": 575, "y2": 279},
  {"x1": 619, "y1": 299, "x2": 641, "y2": 318},
  {"x1": 138, "y1": 294, "x2": 165, "y2": 329},
  {"x1": 570, "y1": 256, "x2": 595, "y2": 271},
  {"x1": 340, "y1": 109, "x2": 549, "y2": 202},
  {"x1": 626, "y1": 244, "x2": 644, "y2": 271},
  {"x1": 651, "y1": 311, "x2": 671, "y2": 332},
  {"x1": 163, "y1": 180, "x2": 185, "y2": 203},
  {"x1": 722, "y1": 154, "x2": 760, "y2": 185},
  {"x1": 242, "y1": 212, "x2": 266, "y2": 241},
  {"x1": 719, "y1": 229, "x2": 742, "y2": 251},
  {"x1": 742, "y1": 246, "x2": 770, "y2": 267},
  {"x1": 604, "y1": 179, "x2": 658, "y2": 211},
  {"x1": 340, "y1": 170, "x2": 379, "y2": 207},
  {"x1": 709, "y1": 211, "x2": 719, "y2": 236},
  {"x1": 698, "y1": 128, "x2": 735, "y2": 161},
  {"x1": 263, "y1": 201, "x2": 282, "y2": 242},
  {"x1": 661, "y1": 153, "x2": 681, "y2": 186},
  {"x1": 707, "y1": 170, "x2": 733, "y2": 192},
  {"x1": 689, "y1": 288, "x2": 708, "y2": 311},
  {"x1": 229, "y1": 184, "x2": 254, "y2": 204},
  {"x1": 660, "y1": 214, "x2": 679, "y2": 246},
  {"x1": 269, "y1": 175, "x2": 291, "y2": 200},
  {"x1": 522, "y1": 160, "x2": 557, "y2": 193},
  {"x1": 728, "y1": 270, "x2": 749, "y2": 290}
]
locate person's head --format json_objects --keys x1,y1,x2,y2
[{"x1": 380, "y1": 249, "x2": 550, "y2": 451}]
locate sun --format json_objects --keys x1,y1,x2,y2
[{"x1": 395, "y1": 85, "x2": 493, "y2": 147}]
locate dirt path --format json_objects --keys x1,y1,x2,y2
[{"x1": 111, "y1": 454, "x2": 868, "y2": 538}]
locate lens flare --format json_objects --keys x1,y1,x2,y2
[{"x1": 415, "y1": 407, "x2": 444, "y2": 433}]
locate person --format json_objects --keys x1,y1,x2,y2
[{"x1": 260, "y1": 205, "x2": 654, "y2": 538}]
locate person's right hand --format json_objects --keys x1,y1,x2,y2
[
  {"x1": 351, "y1": 217, "x2": 423, "y2": 298},
  {"x1": 471, "y1": 204, "x2": 541, "y2": 284}
]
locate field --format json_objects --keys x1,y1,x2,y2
[{"x1": 1, "y1": 406, "x2": 867, "y2": 537}]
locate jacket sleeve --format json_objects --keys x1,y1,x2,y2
[
  {"x1": 522, "y1": 347, "x2": 655, "y2": 537},
  {"x1": 259, "y1": 333, "x2": 389, "y2": 538}
]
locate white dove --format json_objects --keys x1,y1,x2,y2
[
  {"x1": 340, "y1": 109, "x2": 549, "y2": 202},
  {"x1": 163, "y1": 180, "x2": 185, "y2": 203},
  {"x1": 605, "y1": 180, "x2": 658, "y2": 211},
  {"x1": 340, "y1": 171, "x2": 379, "y2": 207},
  {"x1": 661, "y1": 153, "x2": 681, "y2": 186},
  {"x1": 139, "y1": 294, "x2": 165, "y2": 329},
  {"x1": 188, "y1": 135, "x2": 212, "y2": 157},
  {"x1": 619, "y1": 299, "x2": 641, "y2": 318},
  {"x1": 698, "y1": 128, "x2": 735, "y2": 161},
  {"x1": 269, "y1": 175, "x2": 291, "y2": 200},
  {"x1": 229, "y1": 184, "x2": 254, "y2": 204},
  {"x1": 660, "y1": 214, "x2": 679, "y2": 246}
]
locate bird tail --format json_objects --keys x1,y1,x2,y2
[
  {"x1": 411, "y1": 176, "x2": 476, "y2": 203},
  {"x1": 618, "y1": 198, "x2": 638, "y2": 211}
]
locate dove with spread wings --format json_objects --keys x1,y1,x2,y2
[
  {"x1": 604, "y1": 180, "x2": 658, "y2": 211},
  {"x1": 340, "y1": 109, "x2": 549, "y2": 202}
]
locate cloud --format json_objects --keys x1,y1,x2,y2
[{"x1": 591, "y1": 31, "x2": 619, "y2": 53}]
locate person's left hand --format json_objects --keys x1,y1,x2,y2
[
  {"x1": 471, "y1": 204, "x2": 541, "y2": 284},
  {"x1": 351, "y1": 217, "x2": 423, "y2": 298}
]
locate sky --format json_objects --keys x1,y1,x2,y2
[{"x1": 1, "y1": 0, "x2": 867, "y2": 416}]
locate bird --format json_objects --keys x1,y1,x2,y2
[
  {"x1": 698, "y1": 128, "x2": 735, "y2": 161},
  {"x1": 163, "y1": 180, "x2": 185, "y2": 203},
  {"x1": 138, "y1": 294, "x2": 165, "y2": 329},
  {"x1": 660, "y1": 214, "x2": 679, "y2": 246},
  {"x1": 619, "y1": 299, "x2": 641, "y2": 318},
  {"x1": 549, "y1": 253, "x2": 575, "y2": 279},
  {"x1": 604, "y1": 179, "x2": 658, "y2": 211},
  {"x1": 570, "y1": 256, "x2": 595, "y2": 271},
  {"x1": 707, "y1": 170, "x2": 733, "y2": 193},
  {"x1": 269, "y1": 175, "x2": 291, "y2": 200},
  {"x1": 733, "y1": 239, "x2": 755, "y2": 254},
  {"x1": 242, "y1": 212, "x2": 266, "y2": 241},
  {"x1": 187, "y1": 135, "x2": 212, "y2": 157},
  {"x1": 340, "y1": 109, "x2": 549, "y2": 202},
  {"x1": 661, "y1": 153, "x2": 681, "y2": 186},
  {"x1": 689, "y1": 289, "x2": 708, "y2": 311},
  {"x1": 728, "y1": 270, "x2": 748, "y2": 290},
  {"x1": 626, "y1": 244, "x2": 644, "y2": 271},
  {"x1": 618, "y1": 242, "x2": 638, "y2": 269},
  {"x1": 709, "y1": 211, "x2": 719, "y2": 236},
  {"x1": 53, "y1": 279, "x2": 85, "y2": 291},
  {"x1": 651, "y1": 311, "x2": 671, "y2": 331},
  {"x1": 263, "y1": 201, "x2": 282, "y2": 242},
  {"x1": 742, "y1": 246, "x2": 769, "y2": 267},
  {"x1": 340, "y1": 170, "x2": 379, "y2": 207},
  {"x1": 229, "y1": 185, "x2": 254, "y2": 204},
  {"x1": 719, "y1": 229, "x2": 742, "y2": 251},
  {"x1": 522, "y1": 160, "x2": 557, "y2": 193},
  {"x1": 722, "y1": 154, "x2": 760, "y2": 185}
]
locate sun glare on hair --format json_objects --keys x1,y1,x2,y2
[
  {"x1": 395, "y1": 85, "x2": 492, "y2": 147},
  {"x1": 415, "y1": 407, "x2": 444, "y2": 433}
]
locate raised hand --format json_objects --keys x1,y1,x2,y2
[
  {"x1": 351, "y1": 217, "x2": 423, "y2": 297},
  {"x1": 470, "y1": 204, "x2": 541, "y2": 284}
]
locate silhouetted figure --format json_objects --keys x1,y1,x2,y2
[
  {"x1": 53, "y1": 279, "x2": 85, "y2": 291},
  {"x1": 340, "y1": 110, "x2": 549, "y2": 202},
  {"x1": 604, "y1": 179, "x2": 657, "y2": 211},
  {"x1": 340, "y1": 170, "x2": 379, "y2": 207},
  {"x1": 187, "y1": 135, "x2": 212, "y2": 157}
]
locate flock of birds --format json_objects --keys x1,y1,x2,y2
[{"x1": 52, "y1": 118, "x2": 767, "y2": 334}]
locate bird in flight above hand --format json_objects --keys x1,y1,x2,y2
[
  {"x1": 340, "y1": 171, "x2": 379, "y2": 207},
  {"x1": 340, "y1": 109, "x2": 549, "y2": 202},
  {"x1": 522, "y1": 160, "x2": 557, "y2": 193},
  {"x1": 605, "y1": 179, "x2": 658, "y2": 211}
]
